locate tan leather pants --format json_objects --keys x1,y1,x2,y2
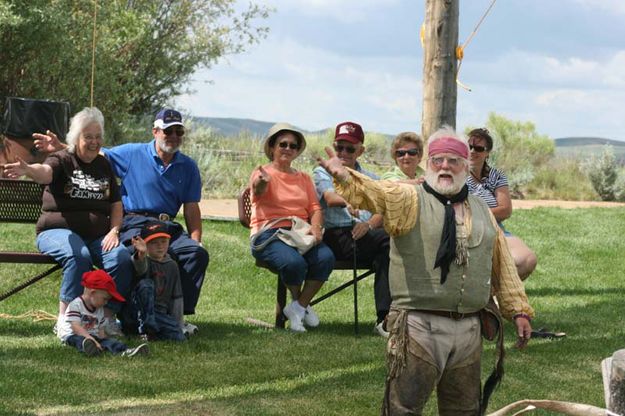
[{"x1": 382, "y1": 311, "x2": 482, "y2": 416}]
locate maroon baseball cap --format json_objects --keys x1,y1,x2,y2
[
  {"x1": 334, "y1": 121, "x2": 364, "y2": 144},
  {"x1": 81, "y1": 270, "x2": 125, "y2": 302}
]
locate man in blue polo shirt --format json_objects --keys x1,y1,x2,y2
[
  {"x1": 312, "y1": 121, "x2": 391, "y2": 337},
  {"x1": 103, "y1": 109, "x2": 208, "y2": 332}
]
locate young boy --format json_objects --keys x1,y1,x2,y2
[
  {"x1": 57, "y1": 269, "x2": 149, "y2": 357},
  {"x1": 127, "y1": 221, "x2": 186, "y2": 341}
]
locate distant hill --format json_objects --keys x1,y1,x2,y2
[
  {"x1": 191, "y1": 116, "x2": 325, "y2": 137},
  {"x1": 554, "y1": 137, "x2": 625, "y2": 164},
  {"x1": 189, "y1": 116, "x2": 385, "y2": 138},
  {"x1": 190, "y1": 117, "x2": 276, "y2": 137},
  {"x1": 554, "y1": 137, "x2": 625, "y2": 148}
]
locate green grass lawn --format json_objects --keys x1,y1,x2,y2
[{"x1": 1, "y1": 208, "x2": 624, "y2": 415}]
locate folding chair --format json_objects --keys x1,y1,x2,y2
[{"x1": 237, "y1": 187, "x2": 374, "y2": 332}]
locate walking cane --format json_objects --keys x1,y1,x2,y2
[{"x1": 352, "y1": 220, "x2": 359, "y2": 335}]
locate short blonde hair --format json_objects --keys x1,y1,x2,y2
[{"x1": 391, "y1": 131, "x2": 423, "y2": 159}]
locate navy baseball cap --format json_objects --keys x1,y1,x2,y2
[{"x1": 154, "y1": 109, "x2": 184, "y2": 129}]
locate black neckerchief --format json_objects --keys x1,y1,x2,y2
[{"x1": 422, "y1": 181, "x2": 469, "y2": 284}]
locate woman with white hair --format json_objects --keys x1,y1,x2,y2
[{"x1": 4, "y1": 107, "x2": 133, "y2": 333}]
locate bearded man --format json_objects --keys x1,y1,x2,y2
[
  {"x1": 318, "y1": 127, "x2": 533, "y2": 416},
  {"x1": 34, "y1": 109, "x2": 208, "y2": 331}
]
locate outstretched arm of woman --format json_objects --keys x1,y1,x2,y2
[{"x1": 3, "y1": 156, "x2": 53, "y2": 184}]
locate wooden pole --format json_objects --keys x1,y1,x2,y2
[{"x1": 421, "y1": 0, "x2": 459, "y2": 142}]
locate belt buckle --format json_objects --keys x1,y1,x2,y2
[{"x1": 158, "y1": 213, "x2": 170, "y2": 222}]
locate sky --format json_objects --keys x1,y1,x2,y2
[{"x1": 176, "y1": 0, "x2": 625, "y2": 141}]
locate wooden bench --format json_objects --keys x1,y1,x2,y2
[
  {"x1": 237, "y1": 187, "x2": 374, "y2": 333},
  {"x1": 0, "y1": 178, "x2": 61, "y2": 302}
]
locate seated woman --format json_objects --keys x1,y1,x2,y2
[
  {"x1": 249, "y1": 123, "x2": 335, "y2": 333},
  {"x1": 381, "y1": 132, "x2": 425, "y2": 183},
  {"x1": 466, "y1": 128, "x2": 537, "y2": 280},
  {"x1": 3, "y1": 107, "x2": 133, "y2": 331}
]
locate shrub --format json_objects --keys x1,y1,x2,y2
[
  {"x1": 585, "y1": 145, "x2": 618, "y2": 201},
  {"x1": 525, "y1": 157, "x2": 598, "y2": 201}
]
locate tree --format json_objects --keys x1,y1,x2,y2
[
  {"x1": 421, "y1": 0, "x2": 459, "y2": 142},
  {"x1": 0, "y1": 0, "x2": 269, "y2": 142}
]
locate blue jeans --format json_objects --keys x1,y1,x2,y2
[
  {"x1": 251, "y1": 228, "x2": 335, "y2": 286},
  {"x1": 65, "y1": 335, "x2": 127, "y2": 355},
  {"x1": 122, "y1": 279, "x2": 185, "y2": 341},
  {"x1": 120, "y1": 216, "x2": 209, "y2": 315},
  {"x1": 36, "y1": 228, "x2": 133, "y2": 312}
]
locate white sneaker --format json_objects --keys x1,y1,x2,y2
[
  {"x1": 182, "y1": 321, "x2": 198, "y2": 337},
  {"x1": 283, "y1": 301, "x2": 306, "y2": 333},
  {"x1": 103, "y1": 318, "x2": 124, "y2": 337},
  {"x1": 121, "y1": 343, "x2": 150, "y2": 357},
  {"x1": 374, "y1": 321, "x2": 389, "y2": 338},
  {"x1": 303, "y1": 305, "x2": 319, "y2": 327}
]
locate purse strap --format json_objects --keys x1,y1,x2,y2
[{"x1": 250, "y1": 217, "x2": 295, "y2": 252}]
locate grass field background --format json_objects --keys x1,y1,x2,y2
[{"x1": 0, "y1": 208, "x2": 624, "y2": 415}]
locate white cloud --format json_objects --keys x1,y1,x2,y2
[
  {"x1": 258, "y1": 0, "x2": 400, "y2": 23},
  {"x1": 573, "y1": 0, "x2": 625, "y2": 15},
  {"x1": 178, "y1": 35, "x2": 421, "y2": 133},
  {"x1": 463, "y1": 49, "x2": 625, "y2": 90}
]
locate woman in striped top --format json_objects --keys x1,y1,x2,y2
[{"x1": 467, "y1": 128, "x2": 537, "y2": 280}]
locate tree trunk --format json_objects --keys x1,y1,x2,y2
[{"x1": 422, "y1": 0, "x2": 459, "y2": 142}]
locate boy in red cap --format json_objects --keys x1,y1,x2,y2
[
  {"x1": 123, "y1": 221, "x2": 186, "y2": 341},
  {"x1": 57, "y1": 269, "x2": 149, "y2": 357}
]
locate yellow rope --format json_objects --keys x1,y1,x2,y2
[
  {"x1": 456, "y1": 0, "x2": 498, "y2": 91},
  {"x1": 0, "y1": 310, "x2": 56, "y2": 322},
  {"x1": 90, "y1": 0, "x2": 98, "y2": 107}
]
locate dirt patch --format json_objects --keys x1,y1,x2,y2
[
  {"x1": 198, "y1": 199, "x2": 625, "y2": 220},
  {"x1": 512, "y1": 200, "x2": 625, "y2": 209}
]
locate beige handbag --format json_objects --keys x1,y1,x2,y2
[{"x1": 251, "y1": 216, "x2": 317, "y2": 255}]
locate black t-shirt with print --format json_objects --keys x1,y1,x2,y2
[{"x1": 36, "y1": 149, "x2": 121, "y2": 239}]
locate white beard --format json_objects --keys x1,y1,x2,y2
[
  {"x1": 424, "y1": 169, "x2": 467, "y2": 196},
  {"x1": 157, "y1": 139, "x2": 179, "y2": 154}
]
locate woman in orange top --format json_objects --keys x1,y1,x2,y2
[{"x1": 249, "y1": 124, "x2": 335, "y2": 333}]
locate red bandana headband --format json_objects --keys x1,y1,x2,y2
[{"x1": 428, "y1": 137, "x2": 469, "y2": 159}]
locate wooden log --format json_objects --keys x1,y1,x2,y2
[
  {"x1": 608, "y1": 349, "x2": 625, "y2": 414},
  {"x1": 486, "y1": 399, "x2": 610, "y2": 416},
  {"x1": 422, "y1": 0, "x2": 459, "y2": 142}
]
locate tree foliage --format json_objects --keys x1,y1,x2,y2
[
  {"x1": 0, "y1": 0, "x2": 269, "y2": 142},
  {"x1": 467, "y1": 112, "x2": 555, "y2": 197}
]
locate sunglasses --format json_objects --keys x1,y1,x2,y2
[
  {"x1": 395, "y1": 149, "x2": 420, "y2": 157},
  {"x1": 278, "y1": 141, "x2": 299, "y2": 150},
  {"x1": 469, "y1": 144, "x2": 487, "y2": 153},
  {"x1": 334, "y1": 144, "x2": 357, "y2": 154},
  {"x1": 163, "y1": 127, "x2": 185, "y2": 137},
  {"x1": 430, "y1": 156, "x2": 462, "y2": 168}
]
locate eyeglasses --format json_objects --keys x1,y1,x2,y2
[
  {"x1": 278, "y1": 141, "x2": 299, "y2": 150},
  {"x1": 395, "y1": 149, "x2": 420, "y2": 157},
  {"x1": 469, "y1": 144, "x2": 487, "y2": 153},
  {"x1": 430, "y1": 156, "x2": 463, "y2": 168},
  {"x1": 163, "y1": 127, "x2": 185, "y2": 137},
  {"x1": 334, "y1": 144, "x2": 357, "y2": 154}
]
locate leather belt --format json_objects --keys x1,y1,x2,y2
[
  {"x1": 414, "y1": 309, "x2": 479, "y2": 321},
  {"x1": 126, "y1": 212, "x2": 174, "y2": 222}
]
